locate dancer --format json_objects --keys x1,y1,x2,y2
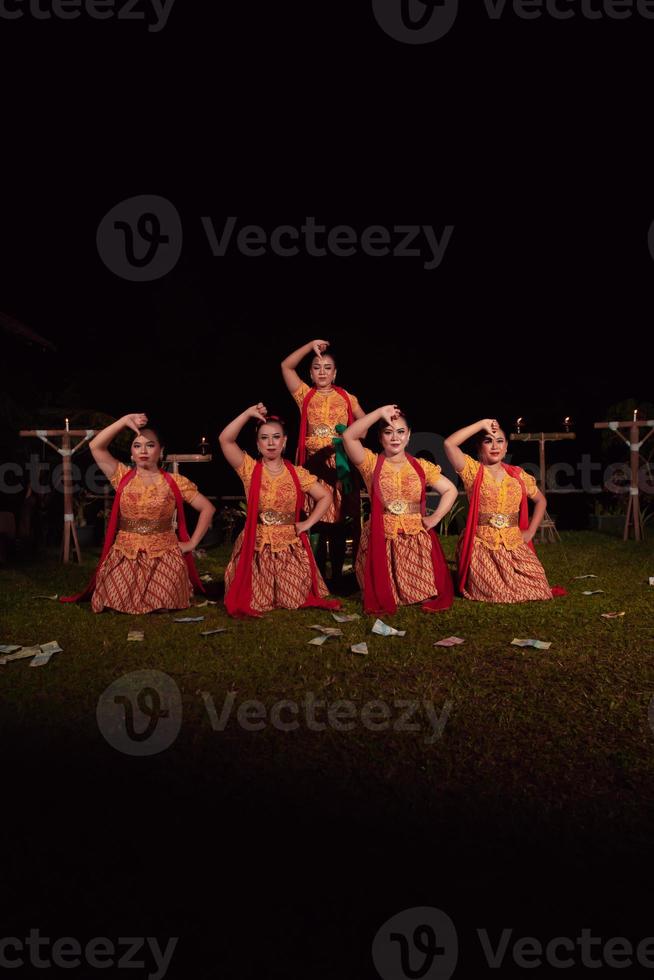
[
  {"x1": 219, "y1": 404, "x2": 341, "y2": 617},
  {"x1": 342, "y1": 405, "x2": 456, "y2": 614},
  {"x1": 444, "y1": 418, "x2": 555, "y2": 602},
  {"x1": 281, "y1": 338, "x2": 365, "y2": 586},
  {"x1": 61, "y1": 413, "x2": 215, "y2": 613}
]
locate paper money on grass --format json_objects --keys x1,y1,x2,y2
[
  {"x1": 350, "y1": 642, "x2": 369, "y2": 656},
  {"x1": 308, "y1": 635, "x2": 329, "y2": 646},
  {"x1": 371, "y1": 619, "x2": 406, "y2": 637},
  {"x1": 434, "y1": 636, "x2": 465, "y2": 647},
  {"x1": 30, "y1": 651, "x2": 54, "y2": 667},
  {"x1": 308, "y1": 625, "x2": 343, "y2": 636},
  {"x1": 174, "y1": 616, "x2": 205, "y2": 623},
  {"x1": 32, "y1": 593, "x2": 59, "y2": 600},
  {"x1": 601, "y1": 612, "x2": 625, "y2": 619},
  {"x1": 200, "y1": 628, "x2": 229, "y2": 636},
  {"x1": 127, "y1": 631, "x2": 144, "y2": 641},
  {"x1": 581, "y1": 590, "x2": 604, "y2": 596},
  {"x1": 331, "y1": 612, "x2": 361, "y2": 623},
  {"x1": 0, "y1": 645, "x2": 22, "y2": 654},
  {"x1": 39, "y1": 641, "x2": 63, "y2": 656},
  {"x1": 573, "y1": 575, "x2": 597, "y2": 580},
  {"x1": 1, "y1": 646, "x2": 42, "y2": 663},
  {"x1": 511, "y1": 638, "x2": 552, "y2": 650}
]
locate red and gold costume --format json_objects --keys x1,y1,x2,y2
[
  {"x1": 354, "y1": 449, "x2": 453, "y2": 612},
  {"x1": 456, "y1": 454, "x2": 552, "y2": 603},
  {"x1": 61, "y1": 462, "x2": 204, "y2": 614},
  {"x1": 292, "y1": 382, "x2": 361, "y2": 524},
  {"x1": 224, "y1": 453, "x2": 339, "y2": 615}
]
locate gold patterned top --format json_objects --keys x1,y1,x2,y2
[
  {"x1": 236, "y1": 453, "x2": 317, "y2": 552},
  {"x1": 292, "y1": 382, "x2": 360, "y2": 455},
  {"x1": 457, "y1": 454, "x2": 538, "y2": 551},
  {"x1": 356, "y1": 448, "x2": 442, "y2": 540},
  {"x1": 109, "y1": 462, "x2": 198, "y2": 559}
]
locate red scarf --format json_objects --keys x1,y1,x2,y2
[
  {"x1": 225, "y1": 459, "x2": 341, "y2": 618},
  {"x1": 60, "y1": 468, "x2": 206, "y2": 603},
  {"x1": 457, "y1": 462, "x2": 566, "y2": 597},
  {"x1": 363, "y1": 453, "x2": 454, "y2": 615},
  {"x1": 296, "y1": 386, "x2": 354, "y2": 465}
]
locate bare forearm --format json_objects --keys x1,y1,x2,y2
[{"x1": 281, "y1": 341, "x2": 313, "y2": 370}]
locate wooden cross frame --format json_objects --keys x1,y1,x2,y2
[
  {"x1": 510, "y1": 431, "x2": 576, "y2": 542},
  {"x1": 19, "y1": 427, "x2": 96, "y2": 563},
  {"x1": 593, "y1": 418, "x2": 654, "y2": 541}
]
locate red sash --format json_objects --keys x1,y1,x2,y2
[
  {"x1": 457, "y1": 462, "x2": 566, "y2": 597},
  {"x1": 363, "y1": 453, "x2": 454, "y2": 615},
  {"x1": 296, "y1": 386, "x2": 354, "y2": 465},
  {"x1": 225, "y1": 459, "x2": 341, "y2": 618},
  {"x1": 60, "y1": 468, "x2": 206, "y2": 603}
]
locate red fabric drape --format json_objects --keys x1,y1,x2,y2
[
  {"x1": 225, "y1": 459, "x2": 341, "y2": 618},
  {"x1": 363, "y1": 453, "x2": 454, "y2": 615},
  {"x1": 296, "y1": 386, "x2": 354, "y2": 465},
  {"x1": 60, "y1": 468, "x2": 205, "y2": 603}
]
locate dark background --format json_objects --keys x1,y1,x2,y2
[{"x1": 2, "y1": 1, "x2": 654, "y2": 978}]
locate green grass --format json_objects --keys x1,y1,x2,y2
[{"x1": 2, "y1": 532, "x2": 654, "y2": 826}]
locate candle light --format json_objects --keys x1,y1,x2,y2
[
  {"x1": 65, "y1": 417, "x2": 69, "y2": 432},
  {"x1": 633, "y1": 409, "x2": 638, "y2": 422},
  {"x1": 516, "y1": 417, "x2": 524, "y2": 434},
  {"x1": 199, "y1": 436, "x2": 208, "y2": 457},
  {"x1": 563, "y1": 416, "x2": 572, "y2": 433}
]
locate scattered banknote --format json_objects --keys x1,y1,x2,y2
[
  {"x1": 573, "y1": 575, "x2": 597, "y2": 580},
  {"x1": 30, "y1": 650, "x2": 54, "y2": 667},
  {"x1": 127, "y1": 631, "x2": 144, "y2": 641},
  {"x1": 511, "y1": 638, "x2": 552, "y2": 650},
  {"x1": 200, "y1": 628, "x2": 228, "y2": 636},
  {"x1": 350, "y1": 642, "x2": 369, "y2": 656},
  {"x1": 0, "y1": 646, "x2": 42, "y2": 663},
  {"x1": 194, "y1": 600, "x2": 218, "y2": 607},
  {"x1": 581, "y1": 590, "x2": 604, "y2": 596},
  {"x1": 308, "y1": 635, "x2": 329, "y2": 646},
  {"x1": 200, "y1": 573, "x2": 213, "y2": 582},
  {"x1": 649, "y1": 577, "x2": 654, "y2": 586},
  {"x1": 372, "y1": 619, "x2": 406, "y2": 637},
  {"x1": 332, "y1": 612, "x2": 361, "y2": 623},
  {"x1": 0, "y1": 645, "x2": 21, "y2": 654},
  {"x1": 32, "y1": 594, "x2": 58, "y2": 600},
  {"x1": 174, "y1": 616, "x2": 205, "y2": 623},
  {"x1": 308, "y1": 625, "x2": 343, "y2": 636},
  {"x1": 434, "y1": 636, "x2": 465, "y2": 647},
  {"x1": 39, "y1": 641, "x2": 63, "y2": 656},
  {"x1": 601, "y1": 612, "x2": 625, "y2": 619}
]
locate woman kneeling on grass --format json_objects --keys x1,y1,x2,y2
[
  {"x1": 342, "y1": 405, "x2": 457, "y2": 615},
  {"x1": 62, "y1": 413, "x2": 215, "y2": 613},
  {"x1": 444, "y1": 417, "x2": 562, "y2": 602},
  {"x1": 219, "y1": 404, "x2": 341, "y2": 617}
]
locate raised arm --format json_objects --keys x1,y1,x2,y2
[
  {"x1": 444, "y1": 418, "x2": 499, "y2": 473},
  {"x1": 281, "y1": 339, "x2": 330, "y2": 395},
  {"x1": 218, "y1": 403, "x2": 267, "y2": 470},
  {"x1": 342, "y1": 405, "x2": 399, "y2": 467},
  {"x1": 89, "y1": 413, "x2": 147, "y2": 480}
]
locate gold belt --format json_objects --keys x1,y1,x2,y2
[
  {"x1": 384, "y1": 500, "x2": 421, "y2": 516},
  {"x1": 258, "y1": 510, "x2": 296, "y2": 526},
  {"x1": 478, "y1": 512, "x2": 519, "y2": 529},
  {"x1": 119, "y1": 517, "x2": 173, "y2": 534},
  {"x1": 308, "y1": 423, "x2": 336, "y2": 438}
]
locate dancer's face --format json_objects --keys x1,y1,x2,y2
[
  {"x1": 478, "y1": 431, "x2": 508, "y2": 465},
  {"x1": 310, "y1": 356, "x2": 336, "y2": 389},
  {"x1": 131, "y1": 430, "x2": 162, "y2": 470},
  {"x1": 379, "y1": 417, "x2": 410, "y2": 458},
  {"x1": 257, "y1": 423, "x2": 287, "y2": 461}
]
